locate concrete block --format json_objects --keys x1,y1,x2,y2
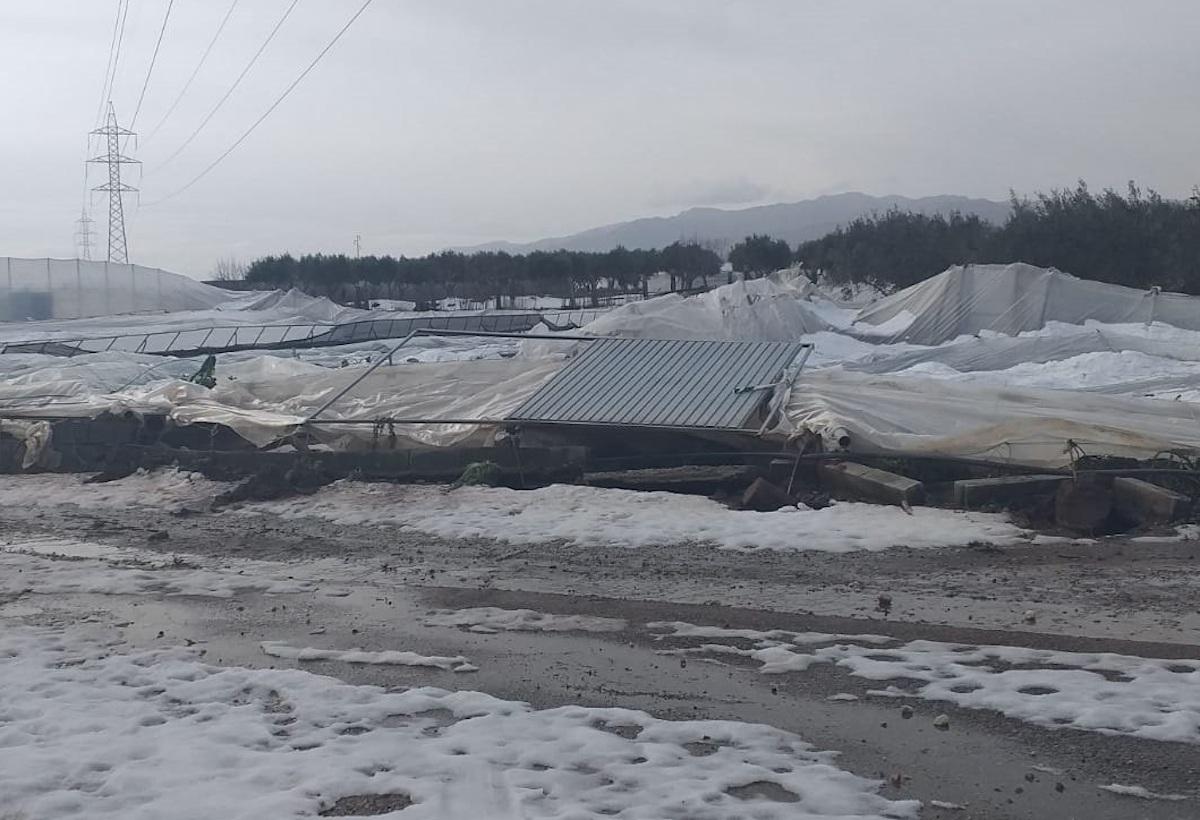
[
  {"x1": 1054, "y1": 479, "x2": 1112, "y2": 533},
  {"x1": 819, "y1": 461, "x2": 925, "y2": 506},
  {"x1": 1112, "y1": 477, "x2": 1191, "y2": 525},
  {"x1": 953, "y1": 475, "x2": 1068, "y2": 509},
  {"x1": 741, "y1": 477, "x2": 794, "y2": 512},
  {"x1": 586, "y1": 465, "x2": 758, "y2": 495}
]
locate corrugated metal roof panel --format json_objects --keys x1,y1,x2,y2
[{"x1": 508, "y1": 338, "x2": 808, "y2": 430}]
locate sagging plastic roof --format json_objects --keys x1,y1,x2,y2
[
  {"x1": 855, "y1": 263, "x2": 1200, "y2": 344},
  {"x1": 581, "y1": 276, "x2": 831, "y2": 339},
  {"x1": 783, "y1": 368, "x2": 1200, "y2": 468},
  {"x1": 0, "y1": 352, "x2": 567, "y2": 450}
]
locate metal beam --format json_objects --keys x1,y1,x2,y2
[{"x1": 304, "y1": 329, "x2": 419, "y2": 423}]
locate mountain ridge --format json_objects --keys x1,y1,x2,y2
[{"x1": 457, "y1": 192, "x2": 1010, "y2": 254}]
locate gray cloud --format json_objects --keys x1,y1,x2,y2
[
  {"x1": 2, "y1": 1, "x2": 1198, "y2": 276},
  {"x1": 649, "y1": 179, "x2": 772, "y2": 209}
]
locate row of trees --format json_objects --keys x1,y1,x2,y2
[
  {"x1": 244, "y1": 241, "x2": 723, "y2": 305},
  {"x1": 240, "y1": 182, "x2": 1200, "y2": 302},
  {"x1": 794, "y1": 183, "x2": 1200, "y2": 292}
]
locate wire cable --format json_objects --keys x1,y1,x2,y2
[
  {"x1": 128, "y1": 0, "x2": 177, "y2": 130},
  {"x1": 143, "y1": 0, "x2": 374, "y2": 206},
  {"x1": 143, "y1": 0, "x2": 241, "y2": 145},
  {"x1": 98, "y1": 0, "x2": 133, "y2": 125},
  {"x1": 84, "y1": 0, "x2": 127, "y2": 239},
  {"x1": 146, "y1": 0, "x2": 302, "y2": 175},
  {"x1": 94, "y1": 0, "x2": 125, "y2": 126}
]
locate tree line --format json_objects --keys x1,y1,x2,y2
[
  {"x1": 793, "y1": 182, "x2": 1200, "y2": 293},
  {"x1": 244, "y1": 242, "x2": 723, "y2": 307},
  {"x1": 241, "y1": 182, "x2": 1200, "y2": 303}
]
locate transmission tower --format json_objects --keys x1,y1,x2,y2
[
  {"x1": 74, "y1": 209, "x2": 96, "y2": 261},
  {"x1": 88, "y1": 103, "x2": 139, "y2": 263}
]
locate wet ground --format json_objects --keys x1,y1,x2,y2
[{"x1": 4, "y1": 494, "x2": 1200, "y2": 819}]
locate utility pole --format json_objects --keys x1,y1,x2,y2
[
  {"x1": 88, "y1": 103, "x2": 139, "y2": 263},
  {"x1": 74, "y1": 209, "x2": 96, "y2": 261},
  {"x1": 354, "y1": 233, "x2": 362, "y2": 259}
]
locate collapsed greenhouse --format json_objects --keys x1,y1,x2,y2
[{"x1": 0, "y1": 258, "x2": 1198, "y2": 486}]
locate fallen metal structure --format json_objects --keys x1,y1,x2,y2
[
  {"x1": 0, "y1": 330, "x2": 816, "y2": 481},
  {"x1": 509, "y1": 338, "x2": 811, "y2": 432},
  {"x1": 0, "y1": 310, "x2": 605, "y2": 358},
  {"x1": 300, "y1": 331, "x2": 812, "y2": 438}
]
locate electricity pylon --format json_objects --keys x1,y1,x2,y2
[
  {"x1": 88, "y1": 103, "x2": 139, "y2": 263},
  {"x1": 74, "y1": 208, "x2": 96, "y2": 261}
]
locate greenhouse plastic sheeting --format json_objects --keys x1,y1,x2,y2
[
  {"x1": 783, "y1": 369, "x2": 1200, "y2": 468},
  {"x1": 582, "y1": 275, "x2": 830, "y2": 340},
  {"x1": 0, "y1": 354, "x2": 567, "y2": 449},
  {"x1": 0, "y1": 290, "x2": 349, "y2": 348},
  {"x1": 0, "y1": 258, "x2": 243, "y2": 320},
  {"x1": 855, "y1": 263, "x2": 1200, "y2": 344},
  {"x1": 845, "y1": 325, "x2": 1200, "y2": 375},
  {"x1": 0, "y1": 280, "x2": 605, "y2": 357}
]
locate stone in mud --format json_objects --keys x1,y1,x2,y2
[{"x1": 740, "y1": 477, "x2": 794, "y2": 512}]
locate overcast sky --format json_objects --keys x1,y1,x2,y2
[{"x1": 2, "y1": 0, "x2": 1198, "y2": 277}]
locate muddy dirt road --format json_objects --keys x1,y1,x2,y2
[{"x1": 3, "y1": 487, "x2": 1199, "y2": 819}]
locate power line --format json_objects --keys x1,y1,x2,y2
[
  {"x1": 94, "y1": 0, "x2": 125, "y2": 126},
  {"x1": 96, "y1": 0, "x2": 133, "y2": 127},
  {"x1": 143, "y1": 0, "x2": 241, "y2": 145},
  {"x1": 144, "y1": 0, "x2": 375, "y2": 206},
  {"x1": 83, "y1": 0, "x2": 126, "y2": 240},
  {"x1": 147, "y1": 0, "x2": 303, "y2": 176},
  {"x1": 95, "y1": 0, "x2": 129, "y2": 127},
  {"x1": 128, "y1": 0, "x2": 177, "y2": 130}
]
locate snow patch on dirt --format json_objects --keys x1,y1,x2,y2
[
  {"x1": 654, "y1": 622, "x2": 1200, "y2": 744},
  {"x1": 424, "y1": 606, "x2": 627, "y2": 633},
  {"x1": 0, "y1": 537, "x2": 313, "y2": 599},
  {"x1": 1098, "y1": 783, "x2": 1188, "y2": 801},
  {"x1": 0, "y1": 625, "x2": 918, "y2": 820},
  {"x1": 250, "y1": 482, "x2": 1029, "y2": 553},
  {"x1": 0, "y1": 468, "x2": 230, "y2": 512},
  {"x1": 260, "y1": 641, "x2": 475, "y2": 672}
]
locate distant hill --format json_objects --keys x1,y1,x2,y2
[{"x1": 459, "y1": 193, "x2": 1011, "y2": 254}]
